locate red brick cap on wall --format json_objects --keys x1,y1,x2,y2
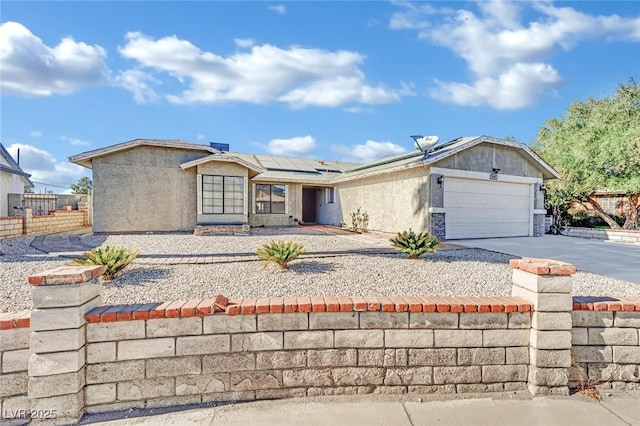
[
  {"x1": 0, "y1": 311, "x2": 30, "y2": 330},
  {"x1": 84, "y1": 296, "x2": 533, "y2": 323},
  {"x1": 28, "y1": 265, "x2": 105, "y2": 285},
  {"x1": 573, "y1": 296, "x2": 640, "y2": 312},
  {"x1": 509, "y1": 257, "x2": 576, "y2": 276}
]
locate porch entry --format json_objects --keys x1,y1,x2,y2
[{"x1": 302, "y1": 187, "x2": 319, "y2": 223}]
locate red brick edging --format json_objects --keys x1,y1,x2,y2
[
  {"x1": 81, "y1": 296, "x2": 533, "y2": 323},
  {"x1": 0, "y1": 310, "x2": 30, "y2": 329},
  {"x1": 4, "y1": 296, "x2": 640, "y2": 329},
  {"x1": 573, "y1": 296, "x2": 640, "y2": 311}
]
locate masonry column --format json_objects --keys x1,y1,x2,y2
[
  {"x1": 510, "y1": 257, "x2": 575, "y2": 396},
  {"x1": 23, "y1": 207, "x2": 32, "y2": 235},
  {"x1": 28, "y1": 266, "x2": 104, "y2": 424}
]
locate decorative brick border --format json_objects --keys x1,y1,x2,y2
[
  {"x1": 7, "y1": 296, "x2": 637, "y2": 330},
  {"x1": 0, "y1": 310, "x2": 30, "y2": 329},
  {"x1": 573, "y1": 296, "x2": 640, "y2": 311},
  {"x1": 83, "y1": 296, "x2": 532, "y2": 324}
]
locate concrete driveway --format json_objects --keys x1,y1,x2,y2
[{"x1": 455, "y1": 235, "x2": 640, "y2": 284}]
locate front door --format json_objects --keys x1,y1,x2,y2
[{"x1": 302, "y1": 187, "x2": 318, "y2": 223}]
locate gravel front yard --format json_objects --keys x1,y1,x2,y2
[{"x1": 2, "y1": 228, "x2": 639, "y2": 313}]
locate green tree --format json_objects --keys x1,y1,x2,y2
[
  {"x1": 532, "y1": 78, "x2": 640, "y2": 229},
  {"x1": 70, "y1": 176, "x2": 92, "y2": 195},
  {"x1": 24, "y1": 186, "x2": 34, "y2": 193}
]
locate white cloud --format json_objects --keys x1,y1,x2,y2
[
  {"x1": 30, "y1": 130, "x2": 43, "y2": 138},
  {"x1": 430, "y1": 63, "x2": 561, "y2": 110},
  {"x1": 6, "y1": 143, "x2": 84, "y2": 190},
  {"x1": 332, "y1": 140, "x2": 406, "y2": 163},
  {"x1": 69, "y1": 138, "x2": 91, "y2": 147},
  {"x1": 117, "y1": 32, "x2": 410, "y2": 108},
  {"x1": 390, "y1": 1, "x2": 640, "y2": 109},
  {"x1": 234, "y1": 38, "x2": 255, "y2": 48},
  {"x1": 268, "y1": 5, "x2": 287, "y2": 15},
  {"x1": 266, "y1": 135, "x2": 316, "y2": 157},
  {"x1": 0, "y1": 21, "x2": 109, "y2": 97},
  {"x1": 196, "y1": 134, "x2": 207, "y2": 141},
  {"x1": 115, "y1": 68, "x2": 160, "y2": 104}
]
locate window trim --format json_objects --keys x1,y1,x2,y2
[{"x1": 201, "y1": 174, "x2": 245, "y2": 215}]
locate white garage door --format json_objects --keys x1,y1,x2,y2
[{"x1": 444, "y1": 178, "x2": 531, "y2": 239}]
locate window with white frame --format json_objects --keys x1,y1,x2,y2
[
  {"x1": 326, "y1": 187, "x2": 335, "y2": 203},
  {"x1": 255, "y1": 184, "x2": 286, "y2": 214},
  {"x1": 202, "y1": 175, "x2": 244, "y2": 214}
]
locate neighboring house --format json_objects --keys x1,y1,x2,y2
[
  {"x1": 69, "y1": 136, "x2": 559, "y2": 240},
  {"x1": 0, "y1": 143, "x2": 33, "y2": 216},
  {"x1": 589, "y1": 191, "x2": 639, "y2": 218}
]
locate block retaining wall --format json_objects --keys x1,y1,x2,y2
[
  {"x1": 1, "y1": 259, "x2": 639, "y2": 423},
  {"x1": 0, "y1": 208, "x2": 88, "y2": 240},
  {"x1": 570, "y1": 298, "x2": 640, "y2": 390},
  {"x1": 564, "y1": 226, "x2": 640, "y2": 244}
]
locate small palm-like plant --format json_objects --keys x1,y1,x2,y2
[
  {"x1": 257, "y1": 240, "x2": 306, "y2": 270},
  {"x1": 73, "y1": 245, "x2": 140, "y2": 280},
  {"x1": 390, "y1": 229, "x2": 439, "y2": 259}
]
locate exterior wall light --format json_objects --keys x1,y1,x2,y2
[{"x1": 437, "y1": 175, "x2": 444, "y2": 185}]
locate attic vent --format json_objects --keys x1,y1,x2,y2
[{"x1": 210, "y1": 142, "x2": 230, "y2": 152}]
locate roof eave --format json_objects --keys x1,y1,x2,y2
[
  {"x1": 180, "y1": 154, "x2": 265, "y2": 174},
  {"x1": 69, "y1": 139, "x2": 216, "y2": 167}
]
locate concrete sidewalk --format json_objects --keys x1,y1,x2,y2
[{"x1": 86, "y1": 392, "x2": 640, "y2": 425}]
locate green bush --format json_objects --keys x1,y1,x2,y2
[
  {"x1": 74, "y1": 245, "x2": 140, "y2": 280},
  {"x1": 257, "y1": 240, "x2": 306, "y2": 270},
  {"x1": 569, "y1": 214, "x2": 626, "y2": 228},
  {"x1": 390, "y1": 229, "x2": 439, "y2": 259}
]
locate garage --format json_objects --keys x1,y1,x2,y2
[{"x1": 444, "y1": 177, "x2": 532, "y2": 239}]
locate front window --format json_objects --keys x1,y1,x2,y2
[
  {"x1": 255, "y1": 184, "x2": 286, "y2": 214},
  {"x1": 202, "y1": 175, "x2": 244, "y2": 214}
]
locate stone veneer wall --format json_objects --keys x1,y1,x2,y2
[
  {"x1": 564, "y1": 226, "x2": 640, "y2": 244},
  {"x1": 533, "y1": 214, "x2": 545, "y2": 237},
  {"x1": 1, "y1": 259, "x2": 640, "y2": 424},
  {"x1": 570, "y1": 298, "x2": 640, "y2": 390},
  {"x1": 428, "y1": 213, "x2": 446, "y2": 241}
]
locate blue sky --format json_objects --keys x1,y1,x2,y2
[{"x1": 1, "y1": 1, "x2": 639, "y2": 193}]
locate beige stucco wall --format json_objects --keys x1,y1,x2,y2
[
  {"x1": 335, "y1": 165, "x2": 430, "y2": 233},
  {"x1": 249, "y1": 181, "x2": 302, "y2": 227},
  {"x1": 196, "y1": 162, "x2": 249, "y2": 224},
  {"x1": 433, "y1": 143, "x2": 545, "y2": 178},
  {"x1": 431, "y1": 143, "x2": 546, "y2": 210},
  {"x1": 92, "y1": 146, "x2": 207, "y2": 232}
]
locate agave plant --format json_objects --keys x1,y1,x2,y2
[
  {"x1": 389, "y1": 229, "x2": 439, "y2": 259},
  {"x1": 257, "y1": 240, "x2": 306, "y2": 270},
  {"x1": 74, "y1": 245, "x2": 140, "y2": 280}
]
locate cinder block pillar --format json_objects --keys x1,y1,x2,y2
[
  {"x1": 23, "y1": 207, "x2": 32, "y2": 235},
  {"x1": 510, "y1": 257, "x2": 576, "y2": 396},
  {"x1": 28, "y1": 266, "x2": 104, "y2": 424}
]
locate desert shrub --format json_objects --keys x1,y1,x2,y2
[
  {"x1": 74, "y1": 245, "x2": 140, "y2": 280},
  {"x1": 257, "y1": 240, "x2": 306, "y2": 270},
  {"x1": 350, "y1": 207, "x2": 369, "y2": 233},
  {"x1": 390, "y1": 229, "x2": 439, "y2": 259}
]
